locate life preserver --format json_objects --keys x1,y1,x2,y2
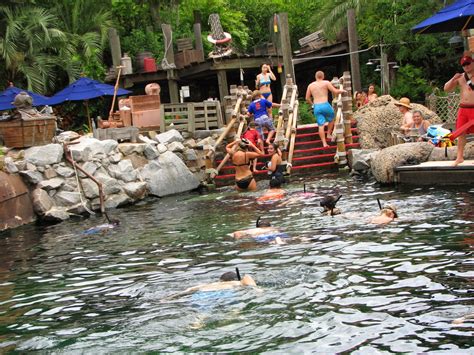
[{"x1": 207, "y1": 32, "x2": 232, "y2": 44}]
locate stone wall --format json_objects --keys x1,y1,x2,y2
[
  {"x1": 0, "y1": 129, "x2": 220, "y2": 223},
  {"x1": 355, "y1": 95, "x2": 442, "y2": 149}
]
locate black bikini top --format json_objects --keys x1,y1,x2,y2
[{"x1": 233, "y1": 152, "x2": 250, "y2": 167}]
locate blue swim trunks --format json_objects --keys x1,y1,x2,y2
[
  {"x1": 253, "y1": 232, "x2": 289, "y2": 243},
  {"x1": 191, "y1": 289, "x2": 236, "y2": 310},
  {"x1": 313, "y1": 102, "x2": 335, "y2": 126}
]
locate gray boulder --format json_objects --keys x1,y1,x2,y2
[
  {"x1": 25, "y1": 144, "x2": 63, "y2": 166},
  {"x1": 167, "y1": 141, "x2": 185, "y2": 153},
  {"x1": 68, "y1": 138, "x2": 106, "y2": 162},
  {"x1": 102, "y1": 139, "x2": 119, "y2": 155},
  {"x1": 54, "y1": 191, "x2": 82, "y2": 206},
  {"x1": 123, "y1": 181, "x2": 147, "y2": 200},
  {"x1": 94, "y1": 173, "x2": 122, "y2": 195},
  {"x1": 55, "y1": 165, "x2": 75, "y2": 178},
  {"x1": 81, "y1": 178, "x2": 99, "y2": 199},
  {"x1": 348, "y1": 149, "x2": 379, "y2": 175},
  {"x1": 107, "y1": 159, "x2": 137, "y2": 182},
  {"x1": 118, "y1": 143, "x2": 146, "y2": 156},
  {"x1": 31, "y1": 188, "x2": 54, "y2": 215},
  {"x1": 38, "y1": 177, "x2": 65, "y2": 191},
  {"x1": 20, "y1": 170, "x2": 43, "y2": 184},
  {"x1": 105, "y1": 193, "x2": 132, "y2": 208},
  {"x1": 43, "y1": 207, "x2": 70, "y2": 222},
  {"x1": 141, "y1": 151, "x2": 200, "y2": 197},
  {"x1": 4, "y1": 157, "x2": 18, "y2": 174},
  {"x1": 155, "y1": 129, "x2": 184, "y2": 144},
  {"x1": 371, "y1": 142, "x2": 434, "y2": 183},
  {"x1": 144, "y1": 144, "x2": 159, "y2": 160}
]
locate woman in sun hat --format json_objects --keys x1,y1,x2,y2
[{"x1": 396, "y1": 97, "x2": 414, "y2": 134}]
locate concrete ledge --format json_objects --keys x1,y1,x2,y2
[{"x1": 395, "y1": 160, "x2": 474, "y2": 185}]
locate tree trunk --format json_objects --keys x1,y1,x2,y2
[{"x1": 347, "y1": 9, "x2": 361, "y2": 93}]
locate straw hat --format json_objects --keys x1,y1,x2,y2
[
  {"x1": 383, "y1": 204, "x2": 398, "y2": 218},
  {"x1": 395, "y1": 97, "x2": 412, "y2": 109}
]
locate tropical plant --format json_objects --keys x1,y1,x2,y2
[{"x1": 0, "y1": 6, "x2": 68, "y2": 93}]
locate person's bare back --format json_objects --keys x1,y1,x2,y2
[{"x1": 306, "y1": 80, "x2": 331, "y2": 104}]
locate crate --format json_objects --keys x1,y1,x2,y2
[
  {"x1": 129, "y1": 95, "x2": 160, "y2": 112},
  {"x1": 0, "y1": 117, "x2": 56, "y2": 148}
]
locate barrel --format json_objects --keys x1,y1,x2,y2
[{"x1": 136, "y1": 51, "x2": 152, "y2": 73}]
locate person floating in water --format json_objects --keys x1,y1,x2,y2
[
  {"x1": 370, "y1": 204, "x2": 398, "y2": 224},
  {"x1": 232, "y1": 217, "x2": 288, "y2": 244},
  {"x1": 83, "y1": 218, "x2": 120, "y2": 235},
  {"x1": 164, "y1": 270, "x2": 257, "y2": 300}
]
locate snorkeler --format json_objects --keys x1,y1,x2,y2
[
  {"x1": 320, "y1": 195, "x2": 342, "y2": 216},
  {"x1": 164, "y1": 269, "x2": 257, "y2": 300},
  {"x1": 370, "y1": 204, "x2": 398, "y2": 224},
  {"x1": 83, "y1": 217, "x2": 120, "y2": 235},
  {"x1": 232, "y1": 217, "x2": 288, "y2": 244}
]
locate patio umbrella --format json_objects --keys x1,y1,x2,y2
[
  {"x1": 412, "y1": 0, "x2": 474, "y2": 34},
  {"x1": 48, "y1": 77, "x2": 131, "y2": 130},
  {"x1": 0, "y1": 86, "x2": 50, "y2": 111}
]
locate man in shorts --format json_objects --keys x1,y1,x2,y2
[
  {"x1": 444, "y1": 52, "x2": 474, "y2": 166},
  {"x1": 247, "y1": 90, "x2": 280, "y2": 145},
  {"x1": 305, "y1": 71, "x2": 346, "y2": 147}
]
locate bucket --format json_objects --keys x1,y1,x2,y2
[
  {"x1": 144, "y1": 57, "x2": 157, "y2": 73},
  {"x1": 136, "y1": 51, "x2": 152, "y2": 73},
  {"x1": 121, "y1": 53, "x2": 133, "y2": 75}
]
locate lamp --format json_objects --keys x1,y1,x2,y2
[
  {"x1": 374, "y1": 65, "x2": 381, "y2": 72},
  {"x1": 448, "y1": 34, "x2": 463, "y2": 45},
  {"x1": 366, "y1": 60, "x2": 373, "y2": 65},
  {"x1": 392, "y1": 64, "x2": 400, "y2": 69}
]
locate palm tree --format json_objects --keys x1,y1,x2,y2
[{"x1": 0, "y1": 6, "x2": 72, "y2": 93}]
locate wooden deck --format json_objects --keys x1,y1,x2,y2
[{"x1": 395, "y1": 160, "x2": 474, "y2": 185}]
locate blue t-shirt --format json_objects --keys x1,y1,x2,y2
[{"x1": 248, "y1": 98, "x2": 272, "y2": 119}]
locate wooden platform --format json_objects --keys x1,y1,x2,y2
[{"x1": 395, "y1": 160, "x2": 474, "y2": 185}]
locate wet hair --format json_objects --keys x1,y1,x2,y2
[
  {"x1": 248, "y1": 121, "x2": 256, "y2": 128},
  {"x1": 256, "y1": 216, "x2": 271, "y2": 227},
  {"x1": 320, "y1": 195, "x2": 342, "y2": 210},
  {"x1": 220, "y1": 271, "x2": 238, "y2": 281},
  {"x1": 238, "y1": 141, "x2": 249, "y2": 150},
  {"x1": 269, "y1": 176, "x2": 282, "y2": 188}
]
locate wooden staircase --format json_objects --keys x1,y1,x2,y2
[{"x1": 214, "y1": 122, "x2": 360, "y2": 187}]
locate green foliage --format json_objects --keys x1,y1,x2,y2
[
  {"x1": 390, "y1": 64, "x2": 431, "y2": 102},
  {"x1": 298, "y1": 100, "x2": 314, "y2": 125},
  {"x1": 121, "y1": 29, "x2": 164, "y2": 63}
]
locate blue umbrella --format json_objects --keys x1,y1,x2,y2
[
  {"x1": 412, "y1": 0, "x2": 474, "y2": 34},
  {"x1": 48, "y1": 77, "x2": 130, "y2": 105},
  {"x1": 0, "y1": 86, "x2": 50, "y2": 111}
]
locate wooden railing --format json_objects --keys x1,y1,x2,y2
[{"x1": 159, "y1": 101, "x2": 224, "y2": 133}]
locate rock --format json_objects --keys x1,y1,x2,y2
[
  {"x1": 19, "y1": 170, "x2": 43, "y2": 184},
  {"x1": 94, "y1": 173, "x2": 122, "y2": 195},
  {"x1": 141, "y1": 151, "x2": 200, "y2": 197},
  {"x1": 167, "y1": 141, "x2": 185, "y2": 153},
  {"x1": 105, "y1": 193, "x2": 132, "y2": 209},
  {"x1": 26, "y1": 162, "x2": 36, "y2": 171},
  {"x1": 144, "y1": 144, "x2": 159, "y2": 160},
  {"x1": 31, "y1": 188, "x2": 54, "y2": 215},
  {"x1": 184, "y1": 148, "x2": 198, "y2": 161},
  {"x1": 54, "y1": 131, "x2": 80, "y2": 144},
  {"x1": 371, "y1": 142, "x2": 434, "y2": 184},
  {"x1": 102, "y1": 140, "x2": 119, "y2": 155},
  {"x1": 77, "y1": 161, "x2": 99, "y2": 178},
  {"x1": 25, "y1": 144, "x2": 63, "y2": 166},
  {"x1": 138, "y1": 134, "x2": 158, "y2": 145},
  {"x1": 184, "y1": 138, "x2": 197, "y2": 148},
  {"x1": 4, "y1": 157, "x2": 18, "y2": 174},
  {"x1": 54, "y1": 191, "x2": 82, "y2": 206},
  {"x1": 123, "y1": 181, "x2": 147, "y2": 200},
  {"x1": 355, "y1": 95, "x2": 442, "y2": 149},
  {"x1": 109, "y1": 152, "x2": 122, "y2": 163},
  {"x1": 37, "y1": 166, "x2": 45, "y2": 173},
  {"x1": 66, "y1": 203, "x2": 89, "y2": 215},
  {"x1": 194, "y1": 128, "x2": 224, "y2": 140},
  {"x1": 43, "y1": 207, "x2": 70, "y2": 222},
  {"x1": 68, "y1": 137, "x2": 106, "y2": 162},
  {"x1": 55, "y1": 165, "x2": 75, "y2": 178},
  {"x1": 107, "y1": 160, "x2": 137, "y2": 182},
  {"x1": 348, "y1": 149, "x2": 379, "y2": 174},
  {"x1": 155, "y1": 129, "x2": 184, "y2": 144},
  {"x1": 157, "y1": 143, "x2": 167, "y2": 154},
  {"x1": 118, "y1": 143, "x2": 146, "y2": 156},
  {"x1": 81, "y1": 178, "x2": 99, "y2": 199},
  {"x1": 123, "y1": 153, "x2": 148, "y2": 169},
  {"x1": 14, "y1": 160, "x2": 27, "y2": 171},
  {"x1": 43, "y1": 167, "x2": 57, "y2": 179},
  {"x1": 38, "y1": 177, "x2": 65, "y2": 191},
  {"x1": 195, "y1": 136, "x2": 216, "y2": 147}
]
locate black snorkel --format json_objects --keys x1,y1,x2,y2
[
  {"x1": 377, "y1": 198, "x2": 382, "y2": 210},
  {"x1": 235, "y1": 267, "x2": 241, "y2": 281},
  {"x1": 303, "y1": 183, "x2": 306, "y2": 193},
  {"x1": 256, "y1": 216, "x2": 261, "y2": 228}
]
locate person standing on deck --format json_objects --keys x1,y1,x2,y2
[
  {"x1": 305, "y1": 71, "x2": 346, "y2": 148},
  {"x1": 444, "y1": 52, "x2": 474, "y2": 166}
]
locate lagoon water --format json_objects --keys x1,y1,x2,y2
[{"x1": 0, "y1": 173, "x2": 473, "y2": 353}]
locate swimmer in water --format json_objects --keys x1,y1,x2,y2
[
  {"x1": 232, "y1": 217, "x2": 288, "y2": 244},
  {"x1": 164, "y1": 270, "x2": 257, "y2": 300},
  {"x1": 83, "y1": 218, "x2": 120, "y2": 235},
  {"x1": 320, "y1": 195, "x2": 342, "y2": 216},
  {"x1": 257, "y1": 173, "x2": 287, "y2": 203},
  {"x1": 370, "y1": 204, "x2": 398, "y2": 224}
]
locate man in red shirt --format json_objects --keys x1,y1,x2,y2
[{"x1": 242, "y1": 121, "x2": 264, "y2": 171}]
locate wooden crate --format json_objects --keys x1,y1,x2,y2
[
  {"x1": 0, "y1": 117, "x2": 56, "y2": 148},
  {"x1": 129, "y1": 95, "x2": 160, "y2": 112},
  {"x1": 177, "y1": 38, "x2": 193, "y2": 52}
]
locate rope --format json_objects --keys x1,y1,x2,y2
[
  {"x1": 161, "y1": 26, "x2": 176, "y2": 70},
  {"x1": 71, "y1": 153, "x2": 96, "y2": 215}
]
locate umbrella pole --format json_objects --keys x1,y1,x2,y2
[
  {"x1": 85, "y1": 100, "x2": 92, "y2": 133},
  {"x1": 109, "y1": 66, "x2": 124, "y2": 121}
]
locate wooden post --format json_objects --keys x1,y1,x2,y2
[
  {"x1": 381, "y1": 50, "x2": 389, "y2": 95},
  {"x1": 187, "y1": 103, "x2": 195, "y2": 132},
  {"x1": 159, "y1": 105, "x2": 166, "y2": 132},
  {"x1": 108, "y1": 28, "x2": 122, "y2": 70},
  {"x1": 342, "y1": 71, "x2": 354, "y2": 144},
  {"x1": 167, "y1": 70, "x2": 179, "y2": 104},
  {"x1": 334, "y1": 84, "x2": 347, "y2": 168},
  {"x1": 278, "y1": 13, "x2": 296, "y2": 85},
  {"x1": 193, "y1": 11, "x2": 205, "y2": 62},
  {"x1": 217, "y1": 70, "x2": 229, "y2": 103}
]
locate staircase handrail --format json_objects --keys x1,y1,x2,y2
[{"x1": 332, "y1": 83, "x2": 347, "y2": 166}]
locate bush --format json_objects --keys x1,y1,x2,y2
[
  {"x1": 390, "y1": 64, "x2": 431, "y2": 103},
  {"x1": 298, "y1": 100, "x2": 314, "y2": 124},
  {"x1": 121, "y1": 29, "x2": 164, "y2": 66}
]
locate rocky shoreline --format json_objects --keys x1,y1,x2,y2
[{"x1": 1, "y1": 129, "x2": 222, "y2": 224}]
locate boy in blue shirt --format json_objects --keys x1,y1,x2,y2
[{"x1": 247, "y1": 90, "x2": 280, "y2": 145}]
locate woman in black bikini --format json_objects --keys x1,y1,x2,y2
[
  {"x1": 266, "y1": 143, "x2": 286, "y2": 187},
  {"x1": 226, "y1": 138, "x2": 263, "y2": 191}
]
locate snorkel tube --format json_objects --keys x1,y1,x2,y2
[{"x1": 235, "y1": 267, "x2": 241, "y2": 281}]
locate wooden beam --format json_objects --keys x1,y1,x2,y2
[
  {"x1": 212, "y1": 57, "x2": 279, "y2": 70},
  {"x1": 216, "y1": 70, "x2": 229, "y2": 102},
  {"x1": 278, "y1": 13, "x2": 295, "y2": 83},
  {"x1": 108, "y1": 28, "x2": 122, "y2": 69},
  {"x1": 167, "y1": 69, "x2": 179, "y2": 103}
]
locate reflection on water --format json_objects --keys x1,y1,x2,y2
[{"x1": 0, "y1": 174, "x2": 473, "y2": 352}]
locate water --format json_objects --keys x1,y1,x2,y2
[{"x1": 0, "y1": 173, "x2": 473, "y2": 353}]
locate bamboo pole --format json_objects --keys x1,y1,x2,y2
[
  {"x1": 108, "y1": 66, "x2": 124, "y2": 120},
  {"x1": 342, "y1": 71, "x2": 354, "y2": 144},
  {"x1": 286, "y1": 101, "x2": 298, "y2": 174},
  {"x1": 334, "y1": 84, "x2": 347, "y2": 167}
]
